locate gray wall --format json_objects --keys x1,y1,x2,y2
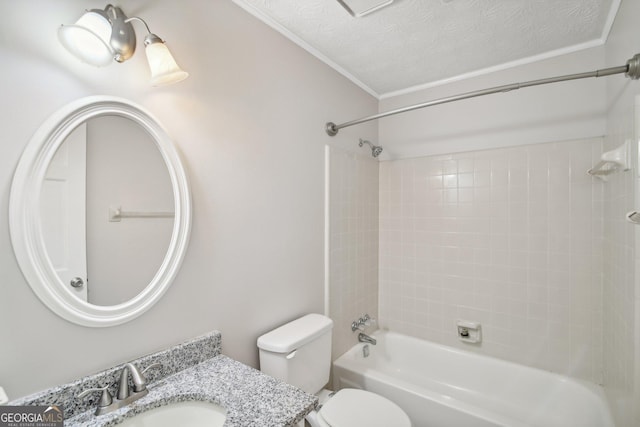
[{"x1": 0, "y1": 0, "x2": 377, "y2": 399}]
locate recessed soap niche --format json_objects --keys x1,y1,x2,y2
[{"x1": 457, "y1": 320, "x2": 481, "y2": 344}]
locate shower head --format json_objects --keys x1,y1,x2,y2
[{"x1": 359, "y1": 139, "x2": 383, "y2": 158}]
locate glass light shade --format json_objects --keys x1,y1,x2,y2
[
  {"x1": 145, "y1": 42, "x2": 189, "y2": 86},
  {"x1": 58, "y1": 11, "x2": 114, "y2": 67}
]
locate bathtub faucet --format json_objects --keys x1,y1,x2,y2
[
  {"x1": 358, "y1": 332, "x2": 377, "y2": 345},
  {"x1": 351, "y1": 313, "x2": 376, "y2": 332}
]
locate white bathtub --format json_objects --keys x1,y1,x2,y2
[{"x1": 333, "y1": 331, "x2": 614, "y2": 427}]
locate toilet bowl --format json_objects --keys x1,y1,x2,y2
[
  {"x1": 257, "y1": 314, "x2": 411, "y2": 427},
  {"x1": 306, "y1": 388, "x2": 411, "y2": 427}
]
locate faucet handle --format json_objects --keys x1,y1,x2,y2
[
  {"x1": 141, "y1": 362, "x2": 162, "y2": 376},
  {"x1": 78, "y1": 385, "x2": 113, "y2": 409},
  {"x1": 352, "y1": 314, "x2": 376, "y2": 332},
  {"x1": 362, "y1": 314, "x2": 376, "y2": 326},
  {"x1": 351, "y1": 321, "x2": 365, "y2": 332}
]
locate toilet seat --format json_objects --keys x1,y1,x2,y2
[{"x1": 317, "y1": 389, "x2": 411, "y2": 427}]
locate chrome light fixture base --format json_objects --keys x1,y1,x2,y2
[{"x1": 107, "y1": 6, "x2": 136, "y2": 62}]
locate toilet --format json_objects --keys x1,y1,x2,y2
[{"x1": 257, "y1": 313, "x2": 411, "y2": 427}]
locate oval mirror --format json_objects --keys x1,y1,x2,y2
[{"x1": 10, "y1": 96, "x2": 191, "y2": 327}]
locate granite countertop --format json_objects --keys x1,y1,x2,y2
[
  {"x1": 66, "y1": 355, "x2": 317, "y2": 427},
  {"x1": 10, "y1": 331, "x2": 317, "y2": 427}
]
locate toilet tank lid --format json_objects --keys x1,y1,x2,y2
[{"x1": 257, "y1": 314, "x2": 333, "y2": 353}]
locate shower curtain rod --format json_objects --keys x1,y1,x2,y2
[{"x1": 325, "y1": 53, "x2": 640, "y2": 136}]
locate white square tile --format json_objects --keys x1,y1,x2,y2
[{"x1": 374, "y1": 138, "x2": 607, "y2": 385}]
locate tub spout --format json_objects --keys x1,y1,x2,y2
[{"x1": 358, "y1": 333, "x2": 377, "y2": 345}]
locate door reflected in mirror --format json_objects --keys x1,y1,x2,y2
[{"x1": 41, "y1": 115, "x2": 174, "y2": 306}]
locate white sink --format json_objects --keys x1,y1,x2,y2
[{"x1": 117, "y1": 400, "x2": 226, "y2": 427}]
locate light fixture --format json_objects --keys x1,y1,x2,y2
[{"x1": 58, "y1": 4, "x2": 188, "y2": 86}]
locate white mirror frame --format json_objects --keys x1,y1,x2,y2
[{"x1": 10, "y1": 96, "x2": 191, "y2": 327}]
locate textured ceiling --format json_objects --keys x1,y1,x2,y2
[{"x1": 233, "y1": 0, "x2": 619, "y2": 98}]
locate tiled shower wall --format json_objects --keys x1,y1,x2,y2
[
  {"x1": 328, "y1": 147, "x2": 379, "y2": 361},
  {"x1": 602, "y1": 106, "x2": 637, "y2": 426},
  {"x1": 379, "y1": 138, "x2": 604, "y2": 383}
]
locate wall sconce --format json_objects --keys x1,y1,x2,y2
[{"x1": 58, "y1": 4, "x2": 188, "y2": 86}]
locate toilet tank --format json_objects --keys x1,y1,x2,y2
[{"x1": 257, "y1": 313, "x2": 333, "y2": 394}]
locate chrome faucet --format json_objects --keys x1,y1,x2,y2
[
  {"x1": 352, "y1": 314, "x2": 377, "y2": 345},
  {"x1": 358, "y1": 333, "x2": 377, "y2": 345},
  {"x1": 351, "y1": 313, "x2": 376, "y2": 332},
  {"x1": 78, "y1": 362, "x2": 161, "y2": 415}
]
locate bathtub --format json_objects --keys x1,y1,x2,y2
[{"x1": 332, "y1": 331, "x2": 614, "y2": 427}]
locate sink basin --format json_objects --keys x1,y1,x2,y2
[{"x1": 117, "y1": 401, "x2": 226, "y2": 427}]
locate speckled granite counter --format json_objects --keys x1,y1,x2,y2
[
  {"x1": 65, "y1": 355, "x2": 316, "y2": 427},
  {"x1": 10, "y1": 331, "x2": 317, "y2": 427}
]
